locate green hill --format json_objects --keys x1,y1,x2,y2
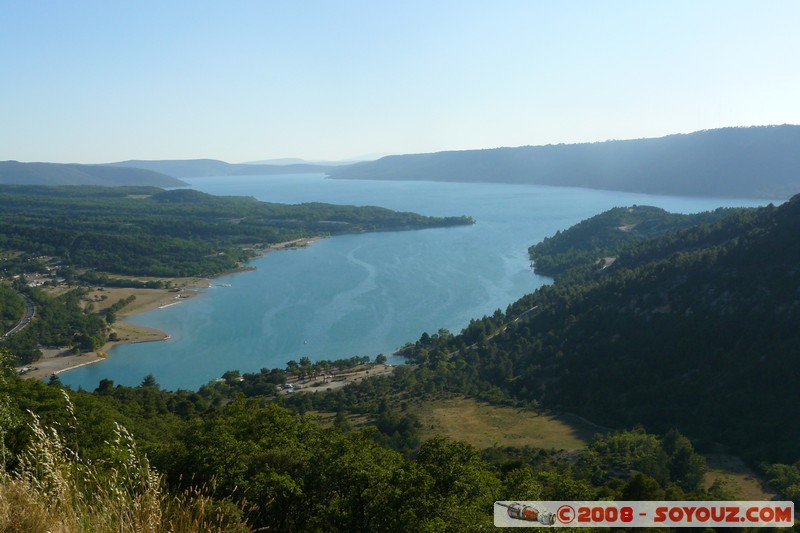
[
  {"x1": 527, "y1": 205, "x2": 745, "y2": 278},
  {"x1": 0, "y1": 161, "x2": 186, "y2": 187},
  {"x1": 329, "y1": 125, "x2": 800, "y2": 199},
  {"x1": 401, "y1": 196, "x2": 800, "y2": 464}
]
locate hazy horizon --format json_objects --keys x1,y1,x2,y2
[{"x1": 4, "y1": 124, "x2": 797, "y2": 167}]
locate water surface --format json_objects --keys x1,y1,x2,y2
[{"x1": 61, "y1": 175, "x2": 767, "y2": 390}]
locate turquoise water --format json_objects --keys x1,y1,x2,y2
[{"x1": 60, "y1": 175, "x2": 768, "y2": 391}]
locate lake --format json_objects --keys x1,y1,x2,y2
[{"x1": 60, "y1": 175, "x2": 767, "y2": 390}]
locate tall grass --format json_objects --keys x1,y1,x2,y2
[{"x1": 0, "y1": 394, "x2": 254, "y2": 533}]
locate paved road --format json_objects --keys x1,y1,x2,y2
[{"x1": 2, "y1": 292, "x2": 36, "y2": 339}]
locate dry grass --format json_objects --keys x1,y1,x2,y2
[
  {"x1": 76, "y1": 274, "x2": 211, "y2": 316},
  {"x1": 411, "y1": 397, "x2": 603, "y2": 450}
]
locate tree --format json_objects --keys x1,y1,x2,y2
[
  {"x1": 501, "y1": 465, "x2": 543, "y2": 501},
  {"x1": 299, "y1": 356, "x2": 312, "y2": 379},
  {"x1": 222, "y1": 370, "x2": 241, "y2": 384},
  {"x1": 96, "y1": 378, "x2": 115, "y2": 395},
  {"x1": 140, "y1": 373, "x2": 159, "y2": 388},
  {"x1": 662, "y1": 428, "x2": 706, "y2": 491},
  {"x1": 621, "y1": 472, "x2": 663, "y2": 500},
  {"x1": 415, "y1": 436, "x2": 501, "y2": 529}
]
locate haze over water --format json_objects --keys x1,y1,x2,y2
[{"x1": 60, "y1": 175, "x2": 767, "y2": 391}]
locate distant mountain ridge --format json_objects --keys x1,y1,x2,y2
[
  {"x1": 244, "y1": 158, "x2": 356, "y2": 166},
  {"x1": 0, "y1": 161, "x2": 186, "y2": 187},
  {"x1": 329, "y1": 125, "x2": 800, "y2": 199},
  {"x1": 108, "y1": 159, "x2": 340, "y2": 178}
]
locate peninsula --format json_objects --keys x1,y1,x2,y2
[{"x1": 1, "y1": 184, "x2": 473, "y2": 369}]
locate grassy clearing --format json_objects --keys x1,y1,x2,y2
[
  {"x1": 69, "y1": 273, "x2": 210, "y2": 315},
  {"x1": 411, "y1": 397, "x2": 603, "y2": 451},
  {"x1": 81, "y1": 286, "x2": 198, "y2": 316},
  {"x1": 703, "y1": 454, "x2": 776, "y2": 501},
  {"x1": 410, "y1": 398, "x2": 775, "y2": 499}
]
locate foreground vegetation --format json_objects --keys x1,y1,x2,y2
[{"x1": 1, "y1": 358, "x2": 737, "y2": 532}]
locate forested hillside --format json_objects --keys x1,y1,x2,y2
[
  {"x1": 401, "y1": 195, "x2": 800, "y2": 464},
  {"x1": 0, "y1": 185, "x2": 473, "y2": 277},
  {"x1": 0, "y1": 285, "x2": 24, "y2": 334},
  {"x1": 329, "y1": 125, "x2": 800, "y2": 199},
  {"x1": 528, "y1": 205, "x2": 743, "y2": 278},
  {"x1": 0, "y1": 161, "x2": 186, "y2": 187},
  {"x1": 2, "y1": 286, "x2": 108, "y2": 364}
]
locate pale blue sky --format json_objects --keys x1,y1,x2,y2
[{"x1": 2, "y1": 1, "x2": 799, "y2": 163}]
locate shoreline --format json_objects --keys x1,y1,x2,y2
[{"x1": 16, "y1": 236, "x2": 321, "y2": 381}]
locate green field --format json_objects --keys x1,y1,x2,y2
[
  {"x1": 408, "y1": 397, "x2": 775, "y2": 500},
  {"x1": 411, "y1": 397, "x2": 603, "y2": 450},
  {"x1": 703, "y1": 454, "x2": 775, "y2": 500}
]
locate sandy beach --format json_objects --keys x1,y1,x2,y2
[
  {"x1": 16, "y1": 237, "x2": 322, "y2": 382},
  {"x1": 17, "y1": 280, "x2": 206, "y2": 381}
]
